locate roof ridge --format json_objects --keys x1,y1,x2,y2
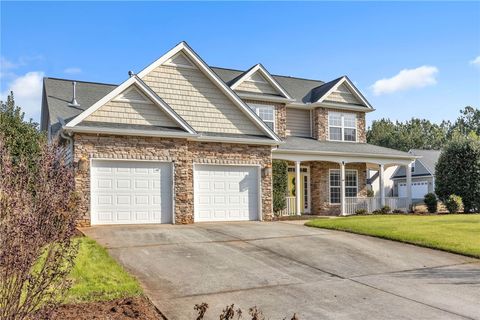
[
  {"x1": 210, "y1": 65, "x2": 325, "y2": 83},
  {"x1": 44, "y1": 77, "x2": 118, "y2": 87}
]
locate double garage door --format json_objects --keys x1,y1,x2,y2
[
  {"x1": 90, "y1": 160, "x2": 259, "y2": 225},
  {"x1": 398, "y1": 181, "x2": 429, "y2": 199}
]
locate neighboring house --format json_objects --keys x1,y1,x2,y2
[
  {"x1": 391, "y1": 149, "x2": 441, "y2": 201},
  {"x1": 40, "y1": 41, "x2": 417, "y2": 226}
]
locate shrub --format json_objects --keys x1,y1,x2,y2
[
  {"x1": 0, "y1": 139, "x2": 80, "y2": 319},
  {"x1": 194, "y1": 303, "x2": 298, "y2": 320},
  {"x1": 355, "y1": 208, "x2": 368, "y2": 215},
  {"x1": 381, "y1": 205, "x2": 391, "y2": 214},
  {"x1": 424, "y1": 193, "x2": 438, "y2": 213},
  {"x1": 445, "y1": 194, "x2": 463, "y2": 214},
  {"x1": 272, "y1": 160, "x2": 288, "y2": 214},
  {"x1": 392, "y1": 209, "x2": 405, "y2": 214},
  {"x1": 435, "y1": 134, "x2": 480, "y2": 212},
  {"x1": 372, "y1": 209, "x2": 383, "y2": 215},
  {"x1": 367, "y1": 189, "x2": 374, "y2": 197}
]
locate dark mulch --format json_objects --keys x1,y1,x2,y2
[{"x1": 44, "y1": 297, "x2": 164, "y2": 319}]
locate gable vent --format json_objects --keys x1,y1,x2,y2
[{"x1": 68, "y1": 81, "x2": 80, "y2": 107}]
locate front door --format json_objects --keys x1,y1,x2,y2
[{"x1": 287, "y1": 166, "x2": 310, "y2": 213}]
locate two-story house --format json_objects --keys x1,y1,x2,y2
[{"x1": 40, "y1": 42, "x2": 417, "y2": 226}]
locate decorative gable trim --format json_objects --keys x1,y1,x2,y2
[
  {"x1": 65, "y1": 75, "x2": 197, "y2": 134},
  {"x1": 316, "y1": 76, "x2": 374, "y2": 110},
  {"x1": 136, "y1": 42, "x2": 281, "y2": 142},
  {"x1": 164, "y1": 52, "x2": 196, "y2": 69},
  {"x1": 230, "y1": 64, "x2": 293, "y2": 100}
]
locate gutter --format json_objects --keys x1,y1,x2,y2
[
  {"x1": 287, "y1": 101, "x2": 376, "y2": 112},
  {"x1": 63, "y1": 126, "x2": 282, "y2": 146},
  {"x1": 273, "y1": 148, "x2": 419, "y2": 160}
]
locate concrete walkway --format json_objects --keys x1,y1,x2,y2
[{"x1": 82, "y1": 221, "x2": 480, "y2": 320}]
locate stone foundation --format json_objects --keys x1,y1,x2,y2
[{"x1": 73, "y1": 133, "x2": 272, "y2": 226}]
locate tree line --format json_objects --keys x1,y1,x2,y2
[{"x1": 367, "y1": 106, "x2": 479, "y2": 151}]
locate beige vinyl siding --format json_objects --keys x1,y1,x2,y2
[
  {"x1": 142, "y1": 65, "x2": 264, "y2": 135},
  {"x1": 86, "y1": 99, "x2": 179, "y2": 127},
  {"x1": 324, "y1": 89, "x2": 362, "y2": 105},
  {"x1": 235, "y1": 74, "x2": 279, "y2": 95},
  {"x1": 286, "y1": 108, "x2": 311, "y2": 137}
]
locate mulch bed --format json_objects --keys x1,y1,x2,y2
[{"x1": 46, "y1": 297, "x2": 164, "y2": 319}]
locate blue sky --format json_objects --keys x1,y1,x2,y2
[{"x1": 1, "y1": 1, "x2": 479, "y2": 126}]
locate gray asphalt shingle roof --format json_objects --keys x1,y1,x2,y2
[
  {"x1": 43, "y1": 77, "x2": 116, "y2": 132},
  {"x1": 277, "y1": 136, "x2": 413, "y2": 158},
  {"x1": 392, "y1": 149, "x2": 441, "y2": 178}
]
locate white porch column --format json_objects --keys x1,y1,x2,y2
[
  {"x1": 406, "y1": 162, "x2": 413, "y2": 211},
  {"x1": 340, "y1": 161, "x2": 346, "y2": 215},
  {"x1": 379, "y1": 164, "x2": 385, "y2": 207},
  {"x1": 295, "y1": 161, "x2": 301, "y2": 216}
]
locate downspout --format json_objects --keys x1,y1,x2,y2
[{"x1": 60, "y1": 129, "x2": 74, "y2": 160}]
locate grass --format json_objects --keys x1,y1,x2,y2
[
  {"x1": 305, "y1": 214, "x2": 480, "y2": 258},
  {"x1": 65, "y1": 237, "x2": 142, "y2": 303}
]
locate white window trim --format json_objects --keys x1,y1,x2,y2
[
  {"x1": 327, "y1": 111, "x2": 358, "y2": 142},
  {"x1": 249, "y1": 103, "x2": 275, "y2": 132},
  {"x1": 329, "y1": 169, "x2": 358, "y2": 205}
]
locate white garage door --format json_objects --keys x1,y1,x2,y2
[
  {"x1": 194, "y1": 165, "x2": 260, "y2": 222},
  {"x1": 398, "y1": 181, "x2": 429, "y2": 199},
  {"x1": 91, "y1": 160, "x2": 173, "y2": 225}
]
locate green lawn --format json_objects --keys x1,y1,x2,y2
[
  {"x1": 65, "y1": 237, "x2": 142, "y2": 303},
  {"x1": 305, "y1": 214, "x2": 480, "y2": 258}
]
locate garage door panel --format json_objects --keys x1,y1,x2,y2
[
  {"x1": 195, "y1": 165, "x2": 259, "y2": 222},
  {"x1": 91, "y1": 160, "x2": 172, "y2": 225}
]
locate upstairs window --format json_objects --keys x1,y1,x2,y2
[
  {"x1": 328, "y1": 112, "x2": 357, "y2": 142},
  {"x1": 249, "y1": 103, "x2": 275, "y2": 131}
]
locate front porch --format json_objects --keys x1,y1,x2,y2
[{"x1": 273, "y1": 138, "x2": 417, "y2": 216}]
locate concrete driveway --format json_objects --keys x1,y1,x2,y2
[{"x1": 82, "y1": 221, "x2": 480, "y2": 320}]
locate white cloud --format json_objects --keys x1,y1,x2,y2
[
  {"x1": 64, "y1": 67, "x2": 82, "y2": 74},
  {"x1": 0, "y1": 57, "x2": 19, "y2": 70},
  {"x1": 371, "y1": 66, "x2": 439, "y2": 95},
  {"x1": 0, "y1": 71, "x2": 44, "y2": 121},
  {"x1": 470, "y1": 56, "x2": 480, "y2": 67}
]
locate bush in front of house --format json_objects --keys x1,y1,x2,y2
[
  {"x1": 445, "y1": 194, "x2": 463, "y2": 214},
  {"x1": 381, "y1": 205, "x2": 391, "y2": 214},
  {"x1": 0, "y1": 138, "x2": 80, "y2": 320},
  {"x1": 355, "y1": 208, "x2": 368, "y2": 215},
  {"x1": 424, "y1": 193, "x2": 438, "y2": 213},
  {"x1": 272, "y1": 160, "x2": 288, "y2": 214},
  {"x1": 392, "y1": 209, "x2": 405, "y2": 214},
  {"x1": 435, "y1": 133, "x2": 480, "y2": 212}
]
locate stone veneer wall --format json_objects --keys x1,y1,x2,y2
[
  {"x1": 304, "y1": 161, "x2": 368, "y2": 216},
  {"x1": 73, "y1": 133, "x2": 273, "y2": 226},
  {"x1": 311, "y1": 107, "x2": 366, "y2": 143},
  {"x1": 243, "y1": 99, "x2": 286, "y2": 139}
]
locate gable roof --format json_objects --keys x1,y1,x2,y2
[
  {"x1": 392, "y1": 149, "x2": 442, "y2": 178},
  {"x1": 310, "y1": 77, "x2": 344, "y2": 102},
  {"x1": 229, "y1": 64, "x2": 293, "y2": 100},
  {"x1": 136, "y1": 42, "x2": 281, "y2": 142},
  {"x1": 311, "y1": 76, "x2": 373, "y2": 109},
  {"x1": 65, "y1": 75, "x2": 196, "y2": 134}
]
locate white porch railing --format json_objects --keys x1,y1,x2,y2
[
  {"x1": 276, "y1": 196, "x2": 296, "y2": 216},
  {"x1": 344, "y1": 197, "x2": 408, "y2": 215}
]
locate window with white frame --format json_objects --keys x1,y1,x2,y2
[
  {"x1": 328, "y1": 112, "x2": 357, "y2": 142},
  {"x1": 329, "y1": 169, "x2": 358, "y2": 204},
  {"x1": 249, "y1": 103, "x2": 275, "y2": 131}
]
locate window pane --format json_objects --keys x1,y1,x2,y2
[
  {"x1": 330, "y1": 187, "x2": 340, "y2": 204},
  {"x1": 344, "y1": 128, "x2": 356, "y2": 141},
  {"x1": 329, "y1": 113, "x2": 342, "y2": 126},
  {"x1": 329, "y1": 127, "x2": 342, "y2": 141},
  {"x1": 343, "y1": 114, "x2": 356, "y2": 128},
  {"x1": 265, "y1": 121, "x2": 274, "y2": 130},
  {"x1": 346, "y1": 187, "x2": 357, "y2": 197},
  {"x1": 258, "y1": 106, "x2": 274, "y2": 121},
  {"x1": 330, "y1": 170, "x2": 340, "y2": 187}
]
